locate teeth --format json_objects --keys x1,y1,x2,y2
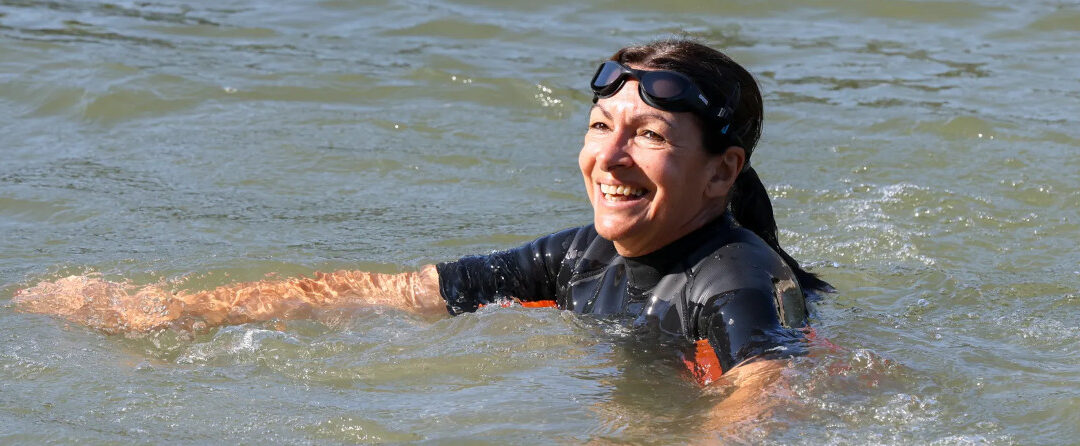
[{"x1": 599, "y1": 183, "x2": 645, "y2": 199}]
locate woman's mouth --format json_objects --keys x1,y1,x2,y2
[{"x1": 599, "y1": 183, "x2": 647, "y2": 202}]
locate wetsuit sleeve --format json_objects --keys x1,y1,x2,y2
[
  {"x1": 696, "y1": 289, "x2": 805, "y2": 372},
  {"x1": 436, "y1": 227, "x2": 582, "y2": 315}
]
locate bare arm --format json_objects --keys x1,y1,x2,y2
[
  {"x1": 12, "y1": 265, "x2": 446, "y2": 334},
  {"x1": 699, "y1": 358, "x2": 795, "y2": 436}
]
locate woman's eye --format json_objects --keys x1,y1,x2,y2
[
  {"x1": 639, "y1": 130, "x2": 665, "y2": 142},
  {"x1": 590, "y1": 122, "x2": 610, "y2": 131}
]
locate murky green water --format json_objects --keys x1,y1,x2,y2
[{"x1": 2, "y1": 0, "x2": 1079, "y2": 443}]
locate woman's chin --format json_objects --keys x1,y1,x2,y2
[{"x1": 593, "y1": 216, "x2": 642, "y2": 245}]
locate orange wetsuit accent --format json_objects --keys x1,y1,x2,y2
[
  {"x1": 804, "y1": 327, "x2": 844, "y2": 353},
  {"x1": 682, "y1": 339, "x2": 724, "y2": 386}
]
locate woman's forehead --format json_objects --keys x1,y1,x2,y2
[
  {"x1": 592, "y1": 104, "x2": 676, "y2": 128},
  {"x1": 591, "y1": 96, "x2": 682, "y2": 129}
]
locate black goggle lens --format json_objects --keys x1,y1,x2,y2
[
  {"x1": 591, "y1": 61, "x2": 625, "y2": 95},
  {"x1": 640, "y1": 72, "x2": 687, "y2": 101},
  {"x1": 591, "y1": 61, "x2": 694, "y2": 104}
]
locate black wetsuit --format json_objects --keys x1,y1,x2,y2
[{"x1": 436, "y1": 214, "x2": 809, "y2": 373}]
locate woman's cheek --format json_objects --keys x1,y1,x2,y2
[{"x1": 578, "y1": 145, "x2": 596, "y2": 202}]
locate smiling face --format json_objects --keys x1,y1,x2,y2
[{"x1": 580, "y1": 78, "x2": 743, "y2": 257}]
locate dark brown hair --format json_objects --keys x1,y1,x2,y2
[{"x1": 609, "y1": 39, "x2": 833, "y2": 293}]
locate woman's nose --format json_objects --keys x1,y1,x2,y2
[{"x1": 596, "y1": 132, "x2": 634, "y2": 172}]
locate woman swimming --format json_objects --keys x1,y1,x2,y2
[{"x1": 15, "y1": 39, "x2": 831, "y2": 394}]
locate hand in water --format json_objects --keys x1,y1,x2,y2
[{"x1": 13, "y1": 275, "x2": 183, "y2": 333}]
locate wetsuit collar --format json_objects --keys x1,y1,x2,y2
[{"x1": 622, "y1": 214, "x2": 738, "y2": 294}]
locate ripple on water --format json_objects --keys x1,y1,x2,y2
[
  {"x1": 135, "y1": 23, "x2": 278, "y2": 40},
  {"x1": 3, "y1": 66, "x2": 216, "y2": 124},
  {"x1": 1026, "y1": 9, "x2": 1080, "y2": 33},
  {"x1": 806, "y1": 182, "x2": 938, "y2": 267},
  {"x1": 806, "y1": 0, "x2": 1006, "y2": 23},
  {"x1": 0, "y1": 197, "x2": 95, "y2": 224},
  {"x1": 0, "y1": 350, "x2": 58, "y2": 381},
  {"x1": 82, "y1": 85, "x2": 205, "y2": 124},
  {"x1": 994, "y1": 314, "x2": 1080, "y2": 353},
  {"x1": 301, "y1": 415, "x2": 423, "y2": 443},
  {"x1": 766, "y1": 346, "x2": 1017, "y2": 445},
  {"x1": 159, "y1": 307, "x2": 608, "y2": 394},
  {"x1": 381, "y1": 18, "x2": 508, "y2": 40},
  {"x1": 923, "y1": 115, "x2": 999, "y2": 140}
]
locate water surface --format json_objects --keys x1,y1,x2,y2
[{"x1": 2, "y1": 0, "x2": 1079, "y2": 444}]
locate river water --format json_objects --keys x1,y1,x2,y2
[{"x1": 2, "y1": 0, "x2": 1078, "y2": 444}]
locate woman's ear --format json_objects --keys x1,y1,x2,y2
[{"x1": 705, "y1": 146, "x2": 746, "y2": 198}]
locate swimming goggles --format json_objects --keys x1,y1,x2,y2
[{"x1": 590, "y1": 60, "x2": 740, "y2": 135}]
